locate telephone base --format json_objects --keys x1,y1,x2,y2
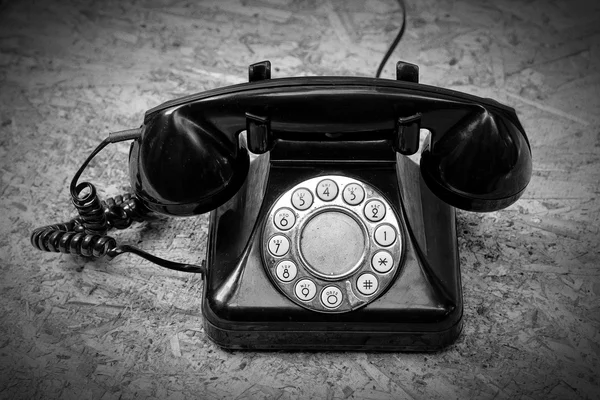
[{"x1": 202, "y1": 154, "x2": 463, "y2": 352}]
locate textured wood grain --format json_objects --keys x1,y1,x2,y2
[{"x1": 1, "y1": 0, "x2": 599, "y2": 398}]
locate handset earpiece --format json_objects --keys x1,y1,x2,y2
[
  {"x1": 128, "y1": 61, "x2": 275, "y2": 217},
  {"x1": 419, "y1": 106, "x2": 532, "y2": 212},
  {"x1": 129, "y1": 105, "x2": 250, "y2": 216}
]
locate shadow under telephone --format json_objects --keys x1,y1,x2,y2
[{"x1": 31, "y1": 61, "x2": 532, "y2": 351}]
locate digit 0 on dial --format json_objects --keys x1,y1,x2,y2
[{"x1": 262, "y1": 175, "x2": 404, "y2": 313}]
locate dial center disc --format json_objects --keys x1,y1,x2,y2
[{"x1": 300, "y1": 211, "x2": 365, "y2": 278}]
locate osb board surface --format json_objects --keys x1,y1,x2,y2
[{"x1": 0, "y1": 0, "x2": 599, "y2": 398}]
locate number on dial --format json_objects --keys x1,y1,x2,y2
[
  {"x1": 364, "y1": 200, "x2": 386, "y2": 222},
  {"x1": 276, "y1": 260, "x2": 297, "y2": 282},
  {"x1": 292, "y1": 188, "x2": 313, "y2": 210},
  {"x1": 342, "y1": 183, "x2": 365, "y2": 205},
  {"x1": 268, "y1": 235, "x2": 290, "y2": 256},
  {"x1": 274, "y1": 208, "x2": 296, "y2": 230},
  {"x1": 316, "y1": 179, "x2": 338, "y2": 201}
]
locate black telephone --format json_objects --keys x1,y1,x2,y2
[{"x1": 32, "y1": 61, "x2": 532, "y2": 351}]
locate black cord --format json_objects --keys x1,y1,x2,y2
[
  {"x1": 375, "y1": 0, "x2": 407, "y2": 78},
  {"x1": 31, "y1": 133, "x2": 205, "y2": 275}
]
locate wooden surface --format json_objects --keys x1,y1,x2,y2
[{"x1": 1, "y1": 0, "x2": 599, "y2": 398}]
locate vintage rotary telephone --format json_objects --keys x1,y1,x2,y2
[{"x1": 31, "y1": 61, "x2": 532, "y2": 351}]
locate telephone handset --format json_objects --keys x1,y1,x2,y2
[{"x1": 32, "y1": 61, "x2": 532, "y2": 351}]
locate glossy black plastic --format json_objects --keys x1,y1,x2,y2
[
  {"x1": 130, "y1": 76, "x2": 531, "y2": 215},
  {"x1": 393, "y1": 113, "x2": 421, "y2": 155},
  {"x1": 248, "y1": 60, "x2": 271, "y2": 82},
  {"x1": 203, "y1": 156, "x2": 462, "y2": 350},
  {"x1": 396, "y1": 61, "x2": 419, "y2": 83},
  {"x1": 129, "y1": 104, "x2": 249, "y2": 215},
  {"x1": 124, "y1": 66, "x2": 532, "y2": 350},
  {"x1": 420, "y1": 107, "x2": 532, "y2": 211}
]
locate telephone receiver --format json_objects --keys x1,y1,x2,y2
[
  {"x1": 32, "y1": 61, "x2": 532, "y2": 351},
  {"x1": 133, "y1": 61, "x2": 530, "y2": 216}
]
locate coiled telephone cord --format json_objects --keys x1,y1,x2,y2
[
  {"x1": 31, "y1": 191, "x2": 145, "y2": 257},
  {"x1": 30, "y1": 133, "x2": 204, "y2": 274}
]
